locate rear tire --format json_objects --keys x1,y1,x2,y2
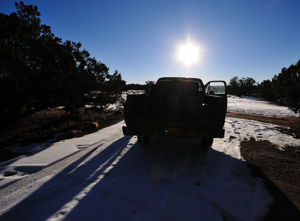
[
  {"x1": 202, "y1": 138, "x2": 213, "y2": 147},
  {"x1": 138, "y1": 136, "x2": 150, "y2": 145}
]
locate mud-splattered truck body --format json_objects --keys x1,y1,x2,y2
[{"x1": 122, "y1": 77, "x2": 227, "y2": 146}]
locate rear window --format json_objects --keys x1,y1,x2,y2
[{"x1": 156, "y1": 79, "x2": 201, "y2": 96}]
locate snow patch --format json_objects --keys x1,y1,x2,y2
[{"x1": 228, "y1": 95, "x2": 298, "y2": 117}]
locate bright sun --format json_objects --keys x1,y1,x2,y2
[{"x1": 178, "y1": 43, "x2": 199, "y2": 65}]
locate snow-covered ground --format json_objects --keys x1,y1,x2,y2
[
  {"x1": 0, "y1": 95, "x2": 299, "y2": 221},
  {"x1": 228, "y1": 95, "x2": 299, "y2": 117}
]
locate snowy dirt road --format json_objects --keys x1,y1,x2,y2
[{"x1": 0, "y1": 119, "x2": 278, "y2": 221}]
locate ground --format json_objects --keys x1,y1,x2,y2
[
  {"x1": 0, "y1": 107, "x2": 124, "y2": 161},
  {"x1": 227, "y1": 112, "x2": 300, "y2": 220},
  {"x1": 0, "y1": 109, "x2": 299, "y2": 219}
]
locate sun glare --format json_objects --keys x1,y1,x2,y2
[{"x1": 178, "y1": 43, "x2": 199, "y2": 65}]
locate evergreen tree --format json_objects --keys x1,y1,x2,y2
[
  {"x1": 0, "y1": 2, "x2": 125, "y2": 124},
  {"x1": 272, "y1": 60, "x2": 300, "y2": 113},
  {"x1": 257, "y1": 80, "x2": 276, "y2": 101}
]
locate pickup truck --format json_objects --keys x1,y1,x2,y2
[{"x1": 122, "y1": 77, "x2": 227, "y2": 147}]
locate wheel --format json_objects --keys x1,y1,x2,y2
[
  {"x1": 202, "y1": 138, "x2": 213, "y2": 147},
  {"x1": 138, "y1": 136, "x2": 150, "y2": 144}
]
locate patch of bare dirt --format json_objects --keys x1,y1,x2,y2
[{"x1": 227, "y1": 112, "x2": 300, "y2": 220}]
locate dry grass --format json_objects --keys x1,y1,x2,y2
[{"x1": 0, "y1": 107, "x2": 123, "y2": 149}]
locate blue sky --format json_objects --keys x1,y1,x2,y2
[{"x1": 1, "y1": 0, "x2": 300, "y2": 84}]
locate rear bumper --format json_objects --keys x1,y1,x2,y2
[{"x1": 122, "y1": 126, "x2": 224, "y2": 138}]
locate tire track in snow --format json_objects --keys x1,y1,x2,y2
[{"x1": 0, "y1": 132, "x2": 123, "y2": 210}]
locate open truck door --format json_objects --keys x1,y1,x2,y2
[
  {"x1": 205, "y1": 80, "x2": 227, "y2": 110},
  {"x1": 205, "y1": 81, "x2": 227, "y2": 129}
]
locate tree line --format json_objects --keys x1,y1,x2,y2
[
  {"x1": 228, "y1": 60, "x2": 300, "y2": 114},
  {"x1": 0, "y1": 2, "x2": 126, "y2": 125},
  {"x1": 125, "y1": 80, "x2": 155, "y2": 91}
]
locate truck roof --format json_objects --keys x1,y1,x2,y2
[
  {"x1": 154, "y1": 77, "x2": 205, "y2": 95},
  {"x1": 157, "y1": 77, "x2": 203, "y2": 82},
  {"x1": 156, "y1": 77, "x2": 204, "y2": 87}
]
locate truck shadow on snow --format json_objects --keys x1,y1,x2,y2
[{"x1": 1, "y1": 136, "x2": 297, "y2": 220}]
